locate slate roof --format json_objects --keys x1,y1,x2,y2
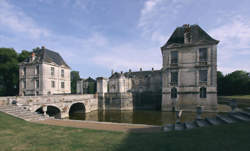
[
  {"x1": 162, "y1": 24, "x2": 219, "y2": 49},
  {"x1": 109, "y1": 70, "x2": 161, "y2": 79},
  {"x1": 23, "y1": 47, "x2": 70, "y2": 68}
]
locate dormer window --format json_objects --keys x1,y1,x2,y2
[
  {"x1": 199, "y1": 48, "x2": 208, "y2": 62},
  {"x1": 171, "y1": 51, "x2": 178, "y2": 64}
]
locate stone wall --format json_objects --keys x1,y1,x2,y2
[{"x1": 0, "y1": 94, "x2": 98, "y2": 118}]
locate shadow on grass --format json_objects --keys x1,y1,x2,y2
[{"x1": 115, "y1": 122, "x2": 250, "y2": 151}]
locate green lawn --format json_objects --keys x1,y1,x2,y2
[
  {"x1": 222, "y1": 95, "x2": 250, "y2": 100},
  {"x1": 0, "y1": 111, "x2": 250, "y2": 151}
]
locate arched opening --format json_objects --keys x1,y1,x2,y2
[
  {"x1": 200, "y1": 87, "x2": 207, "y2": 98},
  {"x1": 35, "y1": 106, "x2": 61, "y2": 119},
  {"x1": 69, "y1": 103, "x2": 86, "y2": 120}
]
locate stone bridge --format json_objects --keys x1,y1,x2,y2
[{"x1": 0, "y1": 94, "x2": 98, "y2": 118}]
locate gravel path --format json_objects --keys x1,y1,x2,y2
[{"x1": 35, "y1": 119, "x2": 162, "y2": 133}]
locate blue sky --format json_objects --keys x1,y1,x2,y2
[{"x1": 0, "y1": 0, "x2": 250, "y2": 78}]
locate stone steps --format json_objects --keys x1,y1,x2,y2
[
  {"x1": 205, "y1": 117, "x2": 223, "y2": 125},
  {"x1": 195, "y1": 119, "x2": 211, "y2": 127},
  {"x1": 163, "y1": 110, "x2": 250, "y2": 132},
  {"x1": 228, "y1": 113, "x2": 250, "y2": 122},
  {"x1": 0, "y1": 105, "x2": 49, "y2": 121},
  {"x1": 216, "y1": 115, "x2": 237, "y2": 124}
]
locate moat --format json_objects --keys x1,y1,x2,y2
[{"x1": 68, "y1": 110, "x2": 217, "y2": 126}]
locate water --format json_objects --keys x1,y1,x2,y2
[{"x1": 69, "y1": 110, "x2": 217, "y2": 126}]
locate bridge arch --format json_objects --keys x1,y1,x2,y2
[
  {"x1": 35, "y1": 105, "x2": 61, "y2": 119},
  {"x1": 69, "y1": 102, "x2": 86, "y2": 119}
]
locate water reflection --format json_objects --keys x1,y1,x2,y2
[{"x1": 69, "y1": 110, "x2": 217, "y2": 126}]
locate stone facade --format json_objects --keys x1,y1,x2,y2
[
  {"x1": 76, "y1": 77, "x2": 96, "y2": 94},
  {"x1": 19, "y1": 46, "x2": 71, "y2": 96},
  {"x1": 161, "y1": 24, "x2": 219, "y2": 112},
  {"x1": 97, "y1": 69, "x2": 162, "y2": 110}
]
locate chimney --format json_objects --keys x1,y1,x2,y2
[
  {"x1": 129, "y1": 69, "x2": 132, "y2": 73},
  {"x1": 31, "y1": 52, "x2": 36, "y2": 61},
  {"x1": 183, "y1": 24, "x2": 192, "y2": 44},
  {"x1": 41, "y1": 46, "x2": 45, "y2": 49},
  {"x1": 140, "y1": 68, "x2": 142, "y2": 71},
  {"x1": 111, "y1": 69, "x2": 114, "y2": 75},
  {"x1": 152, "y1": 68, "x2": 154, "y2": 71},
  {"x1": 121, "y1": 71, "x2": 123, "y2": 74}
]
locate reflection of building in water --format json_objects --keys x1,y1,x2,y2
[{"x1": 97, "y1": 24, "x2": 218, "y2": 112}]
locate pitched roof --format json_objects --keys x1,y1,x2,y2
[
  {"x1": 23, "y1": 47, "x2": 70, "y2": 68},
  {"x1": 162, "y1": 24, "x2": 219, "y2": 49}
]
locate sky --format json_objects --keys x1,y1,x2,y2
[{"x1": 0, "y1": 0, "x2": 250, "y2": 78}]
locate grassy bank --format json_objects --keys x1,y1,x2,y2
[
  {"x1": 221, "y1": 95, "x2": 250, "y2": 100},
  {"x1": 0, "y1": 112, "x2": 250, "y2": 151}
]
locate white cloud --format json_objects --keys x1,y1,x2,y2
[
  {"x1": 0, "y1": 0, "x2": 50, "y2": 39},
  {"x1": 91, "y1": 44, "x2": 161, "y2": 72},
  {"x1": 138, "y1": 0, "x2": 192, "y2": 44},
  {"x1": 210, "y1": 15, "x2": 250, "y2": 73}
]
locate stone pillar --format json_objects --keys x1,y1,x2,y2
[{"x1": 42, "y1": 106, "x2": 47, "y2": 116}]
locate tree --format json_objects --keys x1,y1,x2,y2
[
  {"x1": 70, "y1": 71, "x2": 80, "y2": 94},
  {"x1": 0, "y1": 48, "x2": 19, "y2": 96},
  {"x1": 217, "y1": 71, "x2": 224, "y2": 96},
  {"x1": 223, "y1": 70, "x2": 250, "y2": 95},
  {"x1": 18, "y1": 50, "x2": 31, "y2": 62}
]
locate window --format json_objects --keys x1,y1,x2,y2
[
  {"x1": 61, "y1": 69, "x2": 64, "y2": 77},
  {"x1": 36, "y1": 80, "x2": 39, "y2": 88},
  {"x1": 171, "y1": 51, "x2": 178, "y2": 64},
  {"x1": 36, "y1": 65, "x2": 39, "y2": 75},
  {"x1": 23, "y1": 80, "x2": 26, "y2": 89},
  {"x1": 200, "y1": 87, "x2": 207, "y2": 98},
  {"x1": 171, "y1": 87, "x2": 177, "y2": 98},
  {"x1": 51, "y1": 81, "x2": 55, "y2": 88},
  {"x1": 171, "y1": 72, "x2": 178, "y2": 84},
  {"x1": 61, "y1": 82, "x2": 65, "y2": 88},
  {"x1": 199, "y1": 70, "x2": 208, "y2": 82},
  {"x1": 23, "y1": 67, "x2": 26, "y2": 76},
  {"x1": 199, "y1": 48, "x2": 208, "y2": 62},
  {"x1": 51, "y1": 67, "x2": 54, "y2": 76}
]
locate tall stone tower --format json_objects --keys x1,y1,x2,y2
[{"x1": 161, "y1": 24, "x2": 219, "y2": 112}]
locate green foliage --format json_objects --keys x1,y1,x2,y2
[
  {"x1": 18, "y1": 50, "x2": 31, "y2": 62},
  {"x1": 0, "y1": 48, "x2": 19, "y2": 96},
  {"x1": 87, "y1": 81, "x2": 96, "y2": 94},
  {"x1": 0, "y1": 48, "x2": 32, "y2": 96},
  {"x1": 217, "y1": 70, "x2": 250, "y2": 96},
  {"x1": 71, "y1": 71, "x2": 80, "y2": 94}
]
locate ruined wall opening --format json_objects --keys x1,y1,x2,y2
[
  {"x1": 69, "y1": 103, "x2": 86, "y2": 120},
  {"x1": 35, "y1": 106, "x2": 61, "y2": 119}
]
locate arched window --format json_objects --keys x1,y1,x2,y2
[
  {"x1": 171, "y1": 87, "x2": 177, "y2": 98},
  {"x1": 200, "y1": 87, "x2": 207, "y2": 98}
]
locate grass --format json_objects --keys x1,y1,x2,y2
[
  {"x1": 221, "y1": 95, "x2": 250, "y2": 100},
  {"x1": 1, "y1": 112, "x2": 250, "y2": 151}
]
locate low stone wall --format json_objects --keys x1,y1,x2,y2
[
  {"x1": 0, "y1": 94, "x2": 98, "y2": 118},
  {"x1": 104, "y1": 92, "x2": 133, "y2": 110}
]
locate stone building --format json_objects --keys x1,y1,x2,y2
[
  {"x1": 19, "y1": 46, "x2": 71, "y2": 96},
  {"x1": 161, "y1": 24, "x2": 219, "y2": 111},
  {"x1": 76, "y1": 77, "x2": 97, "y2": 94},
  {"x1": 97, "y1": 69, "x2": 162, "y2": 110}
]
